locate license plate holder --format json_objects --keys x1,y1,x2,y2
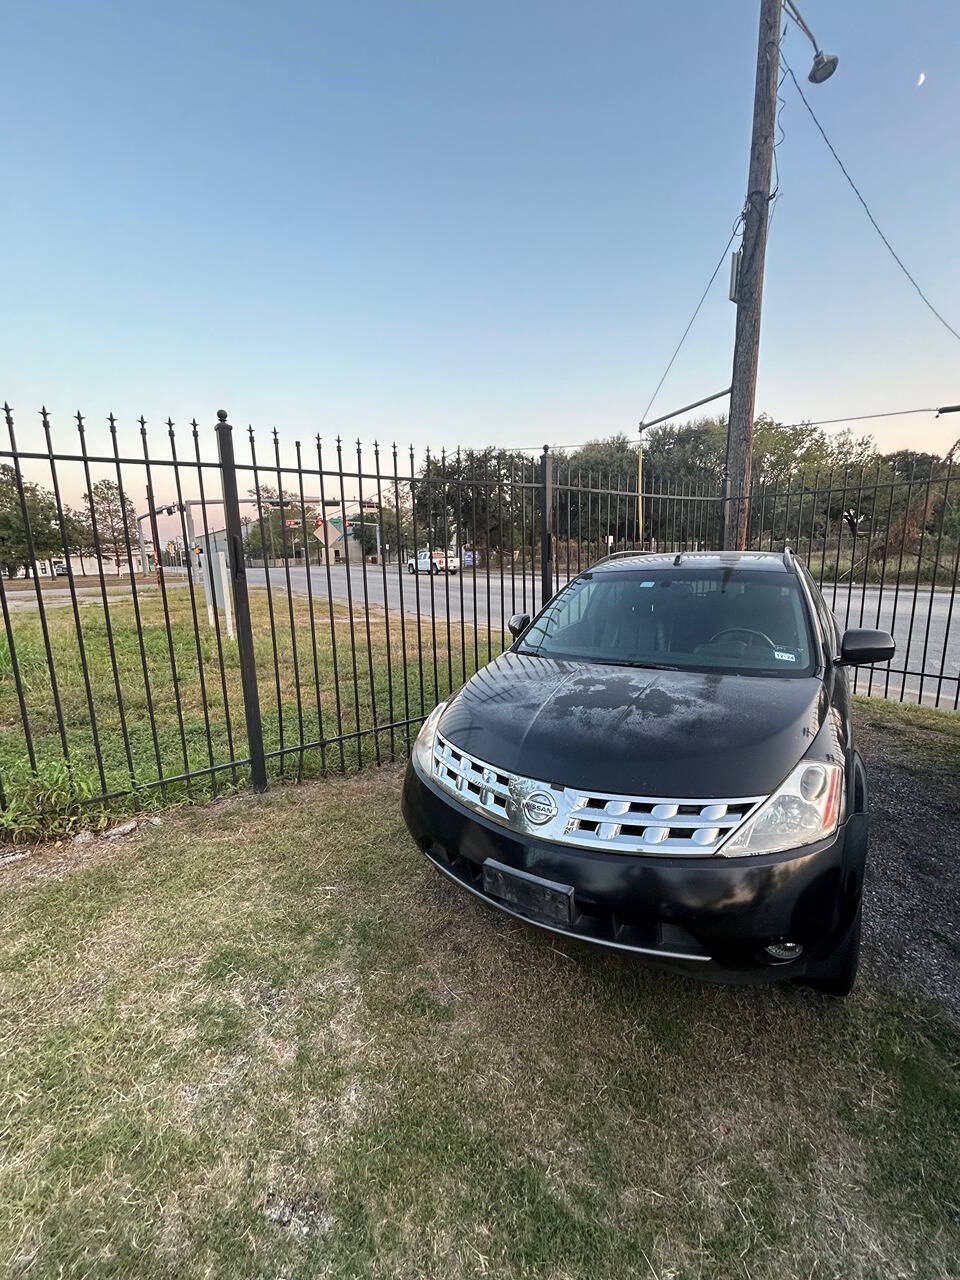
[{"x1": 481, "y1": 858, "x2": 574, "y2": 926}]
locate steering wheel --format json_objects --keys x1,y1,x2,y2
[{"x1": 708, "y1": 626, "x2": 777, "y2": 649}]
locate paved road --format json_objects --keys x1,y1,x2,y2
[
  {"x1": 7, "y1": 565, "x2": 957, "y2": 707},
  {"x1": 246, "y1": 564, "x2": 960, "y2": 709},
  {"x1": 247, "y1": 563, "x2": 543, "y2": 634},
  {"x1": 819, "y1": 578, "x2": 960, "y2": 706}
]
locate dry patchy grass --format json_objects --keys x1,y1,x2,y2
[{"x1": 1, "y1": 764, "x2": 957, "y2": 1279}]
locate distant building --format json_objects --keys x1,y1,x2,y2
[{"x1": 315, "y1": 513, "x2": 347, "y2": 562}]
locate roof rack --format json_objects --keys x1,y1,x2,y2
[
  {"x1": 589, "y1": 548, "x2": 798, "y2": 572},
  {"x1": 590, "y1": 549, "x2": 656, "y2": 566}
]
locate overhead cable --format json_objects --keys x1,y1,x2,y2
[{"x1": 782, "y1": 55, "x2": 960, "y2": 345}]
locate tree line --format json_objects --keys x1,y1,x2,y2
[
  {"x1": 239, "y1": 419, "x2": 957, "y2": 568},
  {"x1": 2, "y1": 417, "x2": 953, "y2": 576},
  {"x1": 397, "y1": 417, "x2": 957, "y2": 564},
  {"x1": 0, "y1": 471, "x2": 137, "y2": 578}
]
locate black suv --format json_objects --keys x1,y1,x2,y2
[{"x1": 402, "y1": 551, "x2": 895, "y2": 995}]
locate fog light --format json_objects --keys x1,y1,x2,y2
[{"x1": 765, "y1": 940, "x2": 803, "y2": 962}]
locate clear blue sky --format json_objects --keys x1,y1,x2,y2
[{"x1": 3, "y1": 0, "x2": 958, "y2": 468}]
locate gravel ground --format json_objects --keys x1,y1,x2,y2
[{"x1": 856, "y1": 704, "x2": 960, "y2": 1021}]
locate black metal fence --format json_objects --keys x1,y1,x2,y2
[{"x1": 0, "y1": 405, "x2": 956, "y2": 836}]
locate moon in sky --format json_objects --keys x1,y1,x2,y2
[{"x1": 917, "y1": 71, "x2": 926, "y2": 86}]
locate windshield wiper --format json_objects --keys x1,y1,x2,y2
[
  {"x1": 597, "y1": 658, "x2": 681, "y2": 670},
  {"x1": 518, "y1": 649, "x2": 675, "y2": 670}
]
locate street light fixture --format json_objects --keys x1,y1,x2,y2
[
  {"x1": 783, "y1": 0, "x2": 838, "y2": 83},
  {"x1": 808, "y1": 49, "x2": 838, "y2": 83}
]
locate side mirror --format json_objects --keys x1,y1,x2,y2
[
  {"x1": 508, "y1": 612, "x2": 531, "y2": 640},
  {"x1": 838, "y1": 628, "x2": 895, "y2": 667}
]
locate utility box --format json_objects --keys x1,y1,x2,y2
[{"x1": 729, "y1": 249, "x2": 743, "y2": 304}]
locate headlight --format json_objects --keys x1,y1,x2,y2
[
  {"x1": 718, "y1": 760, "x2": 843, "y2": 857},
  {"x1": 413, "y1": 701, "x2": 447, "y2": 774}
]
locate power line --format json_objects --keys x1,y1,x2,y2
[
  {"x1": 782, "y1": 56, "x2": 960, "y2": 345},
  {"x1": 637, "y1": 213, "x2": 744, "y2": 426},
  {"x1": 773, "y1": 407, "x2": 937, "y2": 430},
  {"x1": 767, "y1": 32, "x2": 789, "y2": 237},
  {"x1": 508, "y1": 404, "x2": 944, "y2": 452}
]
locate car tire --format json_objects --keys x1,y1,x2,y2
[
  {"x1": 803, "y1": 905, "x2": 862, "y2": 998},
  {"x1": 408, "y1": 564, "x2": 415, "y2": 574}
]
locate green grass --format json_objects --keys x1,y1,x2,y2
[
  {"x1": 0, "y1": 766, "x2": 957, "y2": 1279},
  {"x1": 783, "y1": 548, "x2": 958, "y2": 589},
  {"x1": 853, "y1": 695, "x2": 960, "y2": 771},
  {"x1": 0, "y1": 582, "x2": 503, "y2": 840}
]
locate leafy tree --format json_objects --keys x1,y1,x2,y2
[
  {"x1": 349, "y1": 517, "x2": 380, "y2": 558},
  {"x1": 65, "y1": 507, "x2": 97, "y2": 574},
  {"x1": 0, "y1": 465, "x2": 61, "y2": 577},
  {"x1": 563, "y1": 433, "x2": 642, "y2": 484},
  {"x1": 881, "y1": 449, "x2": 942, "y2": 481},
  {"x1": 85, "y1": 479, "x2": 137, "y2": 573},
  {"x1": 637, "y1": 419, "x2": 724, "y2": 487},
  {"x1": 411, "y1": 448, "x2": 538, "y2": 563},
  {"x1": 377, "y1": 493, "x2": 412, "y2": 561}
]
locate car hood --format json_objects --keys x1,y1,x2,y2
[{"x1": 438, "y1": 651, "x2": 827, "y2": 798}]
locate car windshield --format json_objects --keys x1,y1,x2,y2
[{"x1": 518, "y1": 566, "x2": 816, "y2": 676}]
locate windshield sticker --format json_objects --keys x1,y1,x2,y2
[
  {"x1": 773, "y1": 649, "x2": 798, "y2": 663},
  {"x1": 639, "y1": 580, "x2": 654, "y2": 588}
]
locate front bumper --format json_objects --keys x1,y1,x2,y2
[{"x1": 402, "y1": 757, "x2": 867, "y2": 982}]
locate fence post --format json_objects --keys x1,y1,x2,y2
[
  {"x1": 540, "y1": 445, "x2": 553, "y2": 604},
  {"x1": 215, "y1": 409, "x2": 268, "y2": 792}
]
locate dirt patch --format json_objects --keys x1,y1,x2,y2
[{"x1": 853, "y1": 703, "x2": 960, "y2": 1021}]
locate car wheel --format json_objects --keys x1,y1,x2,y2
[
  {"x1": 803, "y1": 905, "x2": 862, "y2": 998},
  {"x1": 408, "y1": 564, "x2": 415, "y2": 574}
]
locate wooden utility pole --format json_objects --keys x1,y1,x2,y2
[{"x1": 723, "y1": 0, "x2": 782, "y2": 549}]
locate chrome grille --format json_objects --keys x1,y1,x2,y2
[{"x1": 432, "y1": 733, "x2": 762, "y2": 857}]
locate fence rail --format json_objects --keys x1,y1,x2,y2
[{"x1": 0, "y1": 405, "x2": 956, "y2": 836}]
